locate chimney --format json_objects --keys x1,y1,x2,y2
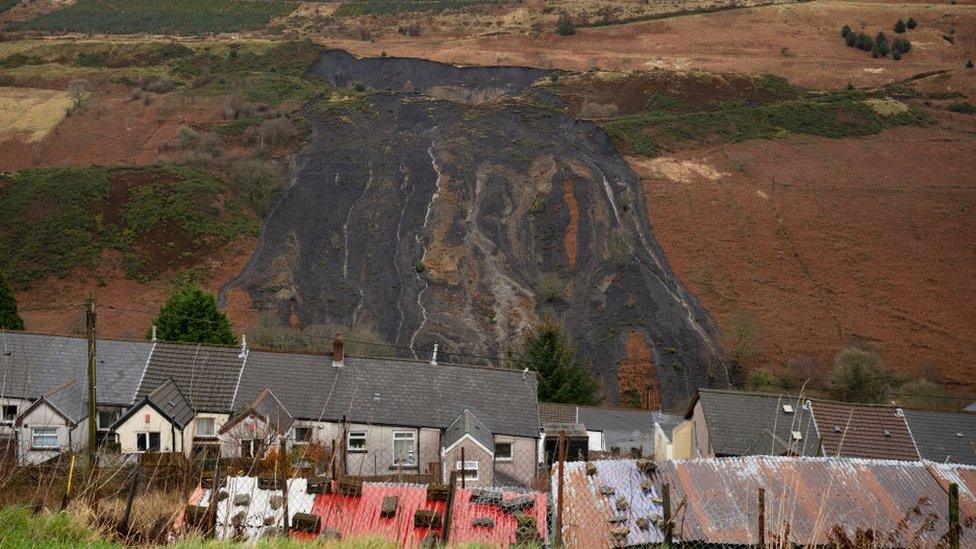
[
  {"x1": 151, "y1": 325, "x2": 157, "y2": 342},
  {"x1": 238, "y1": 334, "x2": 249, "y2": 359},
  {"x1": 332, "y1": 332, "x2": 344, "y2": 367}
]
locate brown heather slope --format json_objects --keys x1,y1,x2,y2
[{"x1": 636, "y1": 121, "x2": 976, "y2": 389}]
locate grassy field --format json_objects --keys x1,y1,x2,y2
[
  {"x1": 7, "y1": 0, "x2": 297, "y2": 36},
  {"x1": 0, "y1": 86, "x2": 73, "y2": 142},
  {"x1": 0, "y1": 165, "x2": 256, "y2": 284},
  {"x1": 602, "y1": 93, "x2": 933, "y2": 157},
  {"x1": 334, "y1": 0, "x2": 509, "y2": 17},
  {"x1": 0, "y1": 40, "x2": 326, "y2": 105}
]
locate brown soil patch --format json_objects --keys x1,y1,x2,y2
[
  {"x1": 0, "y1": 83, "x2": 228, "y2": 171},
  {"x1": 617, "y1": 331, "x2": 661, "y2": 409},
  {"x1": 328, "y1": 1, "x2": 976, "y2": 91},
  {"x1": 18, "y1": 235, "x2": 258, "y2": 340},
  {"x1": 636, "y1": 124, "x2": 976, "y2": 390},
  {"x1": 562, "y1": 179, "x2": 579, "y2": 268}
]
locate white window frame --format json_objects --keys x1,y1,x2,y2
[
  {"x1": 294, "y1": 426, "x2": 313, "y2": 444},
  {"x1": 32, "y1": 427, "x2": 59, "y2": 449},
  {"x1": 348, "y1": 430, "x2": 367, "y2": 453},
  {"x1": 195, "y1": 417, "x2": 216, "y2": 438},
  {"x1": 494, "y1": 441, "x2": 513, "y2": 462},
  {"x1": 455, "y1": 460, "x2": 479, "y2": 481},
  {"x1": 392, "y1": 431, "x2": 416, "y2": 466},
  {"x1": 136, "y1": 431, "x2": 161, "y2": 452},
  {"x1": 2, "y1": 404, "x2": 17, "y2": 425}
]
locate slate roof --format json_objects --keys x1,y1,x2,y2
[
  {"x1": 577, "y1": 407, "x2": 682, "y2": 435},
  {"x1": 221, "y1": 388, "x2": 294, "y2": 435},
  {"x1": 0, "y1": 332, "x2": 152, "y2": 406},
  {"x1": 235, "y1": 352, "x2": 540, "y2": 438},
  {"x1": 693, "y1": 389, "x2": 820, "y2": 456},
  {"x1": 134, "y1": 341, "x2": 245, "y2": 413},
  {"x1": 16, "y1": 377, "x2": 88, "y2": 426},
  {"x1": 810, "y1": 400, "x2": 919, "y2": 461},
  {"x1": 538, "y1": 402, "x2": 576, "y2": 425},
  {"x1": 145, "y1": 378, "x2": 194, "y2": 429},
  {"x1": 903, "y1": 409, "x2": 976, "y2": 465},
  {"x1": 442, "y1": 408, "x2": 493, "y2": 451}
]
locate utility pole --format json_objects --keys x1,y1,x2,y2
[{"x1": 86, "y1": 297, "x2": 97, "y2": 459}]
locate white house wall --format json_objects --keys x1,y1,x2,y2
[
  {"x1": 115, "y1": 403, "x2": 183, "y2": 454},
  {"x1": 16, "y1": 402, "x2": 87, "y2": 465}
]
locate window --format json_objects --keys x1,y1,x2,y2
[
  {"x1": 455, "y1": 460, "x2": 479, "y2": 482},
  {"x1": 494, "y1": 441, "x2": 513, "y2": 461},
  {"x1": 294, "y1": 426, "x2": 313, "y2": 443},
  {"x1": 348, "y1": 431, "x2": 367, "y2": 453},
  {"x1": 136, "y1": 432, "x2": 161, "y2": 452},
  {"x1": 393, "y1": 431, "x2": 416, "y2": 466},
  {"x1": 96, "y1": 409, "x2": 119, "y2": 431},
  {"x1": 2, "y1": 405, "x2": 17, "y2": 425},
  {"x1": 32, "y1": 427, "x2": 59, "y2": 449},
  {"x1": 195, "y1": 418, "x2": 216, "y2": 438},
  {"x1": 241, "y1": 439, "x2": 263, "y2": 459}
]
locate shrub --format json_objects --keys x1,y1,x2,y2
[
  {"x1": 906, "y1": 17, "x2": 917, "y2": 29},
  {"x1": 893, "y1": 51, "x2": 901, "y2": 61},
  {"x1": 556, "y1": 11, "x2": 575, "y2": 36},
  {"x1": 875, "y1": 31, "x2": 890, "y2": 56},
  {"x1": 845, "y1": 31, "x2": 857, "y2": 47},
  {"x1": 892, "y1": 38, "x2": 911, "y2": 55},
  {"x1": 948, "y1": 102, "x2": 976, "y2": 114},
  {"x1": 841, "y1": 24, "x2": 853, "y2": 38},
  {"x1": 230, "y1": 159, "x2": 284, "y2": 216},
  {"x1": 894, "y1": 19, "x2": 906, "y2": 33},
  {"x1": 855, "y1": 32, "x2": 873, "y2": 52},
  {"x1": 398, "y1": 22, "x2": 421, "y2": 36},
  {"x1": 177, "y1": 126, "x2": 199, "y2": 150},
  {"x1": 255, "y1": 116, "x2": 298, "y2": 150},
  {"x1": 143, "y1": 77, "x2": 174, "y2": 94},
  {"x1": 829, "y1": 346, "x2": 892, "y2": 403},
  {"x1": 747, "y1": 369, "x2": 779, "y2": 391},
  {"x1": 967, "y1": 59, "x2": 974, "y2": 69}
]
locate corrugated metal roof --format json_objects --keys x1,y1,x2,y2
[
  {"x1": 553, "y1": 459, "x2": 665, "y2": 547},
  {"x1": 657, "y1": 456, "x2": 974, "y2": 546},
  {"x1": 309, "y1": 482, "x2": 446, "y2": 547},
  {"x1": 927, "y1": 462, "x2": 976, "y2": 524},
  {"x1": 904, "y1": 409, "x2": 976, "y2": 465},
  {"x1": 450, "y1": 487, "x2": 548, "y2": 545},
  {"x1": 811, "y1": 400, "x2": 919, "y2": 461}
]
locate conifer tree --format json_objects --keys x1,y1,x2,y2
[
  {"x1": 151, "y1": 283, "x2": 235, "y2": 345},
  {"x1": 0, "y1": 274, "x2": 25, "y2": 331}
]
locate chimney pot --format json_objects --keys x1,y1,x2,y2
[{"x1": 333, "y1": 332, "x2": 345, "y2": 366}]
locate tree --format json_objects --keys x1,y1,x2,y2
[
  {"x1": 841, "y1": 24, "x2": 853, "y2": 38},
  {"x1": 875, "y1": 31, "x2": 890, "y2": 56},
  {"x1": 855, "y1": 33, "x2": 873, "y2": 52},
  {"x1": 511, "y1": 320, "x2": 600, "y2": 405},
  {"x1": 67, "y1": 78, "x2": 92, "y2": 111},
  {"x1": 0, "y1": 274, "x2": 25, "y2": 331},
  {"x1": 151, "y1": 283, "x2": 235, "y2": 345},
  {"x1": 906, "y1": 17, "x2": 917, "y2": 29},
  {"x1": 829, "y1": 346, "x2": 892, "y2": 403},
  {"x1": 556, "y1": 11, "x2": 575, "y2": 36},
  {"x1": 894, "y1": 19, "x2": 906, "y2": 33},
  {"x1": 845, "y1": 31, "x2": 857, "y2": 47}
]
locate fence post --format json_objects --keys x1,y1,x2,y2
[
  {"x1": 663, "y1": 483, "x2": 673, "y2": 546},
  {"x1": 206, "y1": 461, "x2": 220, "y2": 538},
  {"x1": 442, "y1": 470, "x2": 458, "y2": 544},
  {"x1": 949, "y1": 482, "x2": 960, "y2": 549},
  {"x1": 555, "y1": 430, "x2": 567, "y2": 549},
  {"x1": 121, "y1": 467, "x2": 141, "y2": 535},
  {"x1": 280, "y1": 437, "x2": 290, "y2": 535},
  {"x1": 758, "y1": 487, "x2": 765, "y2": 548},
  {"x1": 61, "y1": 454, "x2": 77, "y2": 511}
]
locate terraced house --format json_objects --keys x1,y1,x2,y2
[{"x1": 0, "y1": 331, "x2": 541, "y2": 486}]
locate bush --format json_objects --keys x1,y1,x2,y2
[
  {"x1": 254, "y1": 116, "x2": 298, "y2": 151},
  {"x1": 177, "y1": 126, "x2": 199, "y2": 150},
  {"x1": 875, "y1": 31, "x2": 890, "y2": 56},
  {"x1": 230, "y1": 159, "x2": 284, "y2": 216},
  {"x1": 829, "y1": 346, "x2": 892, "y2": 403},
  {"x1": 967, "y1": 59, "x2": 974, "y2": 69},
  {"x1": 892, "y1": 38, "x2": 911, "y2": 55},
  {"x1": 906, "y1": 17, "x2": 917, "y2": 29},
  {"x1": 894, "y1": 19, "x2": 906, "y2": 33},
  {"x1": 948, "y1": 102, "x2": 976, "y2": 114},
  {"x1": 845, "y1": 32, "x2": 857, "y2": 47},
  {"x1": 143, "y1": 77, "x2": 174, "y2": 94},
  {"x1": 556, "y1": 11, "x2": 575, "y2": 36},
  {"x1": 893, "y1": 52, "x2": 901, "y2": 61},
  {"x1": 841, "y1": 24, "x2": 853, "y2": 38},
  {"x1": 855, "y1": 32, "x2": 873, "y2": 52},
  {"x1": 747, "y1": 369, "x2": 780, "y2": 391}
]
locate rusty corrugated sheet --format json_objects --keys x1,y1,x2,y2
[
  {"x1": 928, "y1": 462, "x2": 976, "y2": 528},
  {"x1": 658, "y1": 456, "x2": 975, "y2": 546},
  {"x1": 552, "y1": 460, "x2": 665, "y2": 548}
]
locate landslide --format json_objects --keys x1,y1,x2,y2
[{"x1": 226, "y1": 51, "x2": 733, "y2": 408}]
